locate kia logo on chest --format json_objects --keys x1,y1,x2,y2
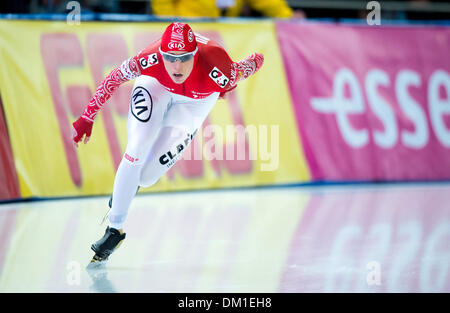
[
  {"x1": 130, "y1": 87, "x2": 152, "y2": 122},
  {"x1": 168, "y1": 41, "x2": 185, "y2": 50}
]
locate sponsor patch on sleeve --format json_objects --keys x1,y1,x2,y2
[
  {"x1": 139, "y1": 53, "x2": 158, "y2": 69},
  {"x1": 209, "y1": 67, "x2": 230, "y2": 88}
]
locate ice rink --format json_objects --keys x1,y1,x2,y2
[{"x1": 0, "y1": 182, "x2": 449, "y2": 293}]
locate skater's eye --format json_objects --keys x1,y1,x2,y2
[{"x1": 159, "y1": 47, "x2": 197, "y2": 63}]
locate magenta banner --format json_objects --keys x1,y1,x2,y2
[{"x1": 276, "y1": 22, "x2": 450, "y2": 181}]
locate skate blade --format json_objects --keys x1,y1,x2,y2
[{"x1": 86, "y1": 255, "x2": 108, "y2": 270}]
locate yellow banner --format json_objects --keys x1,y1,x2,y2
[{"x1": 0, "y1": 20, "x2": 309, "y2": 198}]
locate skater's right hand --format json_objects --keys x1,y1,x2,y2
[{"x1": 72, "y1": 116, "x2": 93, "y2": 148}]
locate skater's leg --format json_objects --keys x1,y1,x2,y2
[
  {"x1": 108, "y1": 76, "x2": 171, "y2": 230},
  {"x1": 139, "y1": 126, "x2": 195, "y2": 187}
]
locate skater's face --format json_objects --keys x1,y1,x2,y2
[{"x1": 161, "y1": 50, "x2": 195, "y2": 84}]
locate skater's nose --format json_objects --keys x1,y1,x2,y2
[{"x1": 172, "y1": 59, "x2": 182, "y2": 71}]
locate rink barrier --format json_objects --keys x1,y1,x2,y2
[
  {"x1": 3, "y1": 179, "x2": 450, "y2": 205},
  {"x1": 0, "y1": 18, "x2": 449, "y2": 200}
]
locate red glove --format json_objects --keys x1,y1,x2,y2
[
  {"x1": 232, "y1": 52, "x2": 264, "y2": 86},
  {"x1": 72, "y1": 116, "x2": 93, "y2": 147},
  {"x1": 250, "y1": 52, "x2": 264, "y2": 72}
]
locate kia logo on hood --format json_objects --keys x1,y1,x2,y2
[{"x1": 168, "y1": 41, "x2": 185, "y2": 50}]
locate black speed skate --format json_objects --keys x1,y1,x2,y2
[{"x1": 88, "y1": 226, "x2": 126, "y2": 267}]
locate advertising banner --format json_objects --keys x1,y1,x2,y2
[
  {"x1": 0, "y1": 20, "x2": 309, "y2": 198},
  {"x1": 276, "y1": 22, "x2": 450, "y2": 181}
]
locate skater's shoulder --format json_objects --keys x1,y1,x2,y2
[
  {"x1": 197, "y1": 38, "x2": 232, "y2": 63},
  {"x1": 134, "y1": 38, "x2": 166, "y2": 76},
  {"x1": 136, "y1": 38, "x2": 162, "y2": 58},
  {"x1": 197, "y1": 40, "x2": 234, "y2": 88}
]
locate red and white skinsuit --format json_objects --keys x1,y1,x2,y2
[
  {"x1": 72, "y1": 28, "x2": 263, "y2": 230},
  {"x1": 75, "y1": 35, "x2": 263, "y2": 124}
]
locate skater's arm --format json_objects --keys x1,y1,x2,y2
[
  {"x1": 72, "y1": 57, "x2": 141, "y2": 146},
  {"x1": 231, "y1": 53, "x2": 264, "y2": 86},
  {"x1": 219, "y1": 52, "x2": 264, "y2": 99},
  {"x1": 81, "y1": 57, "x2": 141, "y2": 122}
]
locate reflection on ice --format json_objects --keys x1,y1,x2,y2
[
  {"x1": 0, "y1": 183, "x2": 448, "y2": 292},
  {"x1": 86, "y1": 265, "x2": 116, "y2": 293}
]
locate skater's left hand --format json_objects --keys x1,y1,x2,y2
[
  {"x1": 232, "y1": 52, "x2": 264, "y2": 85},
  {"x1": 248, "y1": 52, "x2": 264, "y2": 73}
]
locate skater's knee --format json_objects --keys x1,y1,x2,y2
[
  {"x1": 122, "y1": 151, "x2": 144, "y2": 166},
  {"x1": 123, "y1": 140, "x2": 153, "y2": 166},
  {"x1": 139, "y1": 161, "x2": 166, "y2": 187}
]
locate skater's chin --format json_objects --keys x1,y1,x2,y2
[{"x1": 171, "y1": 73, "x2": 186, "y2": 84}]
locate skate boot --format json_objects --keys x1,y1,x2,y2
[{"x1": 88, "y1": 226, "x2": 126, "y2": 266}]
